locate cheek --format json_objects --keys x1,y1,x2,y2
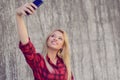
[
  {"x1": 48, "y1": 37, "x2": 52, "y2": 42},
  {"x1": 59, "y1": 41, "x2": 64, "y2": 47}
]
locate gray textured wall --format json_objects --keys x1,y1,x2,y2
[{"x1": 0, "y1": 0, "x2": 120, "y2": 80}]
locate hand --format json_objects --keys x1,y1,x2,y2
[{"x1": 16, "y1": 3, "x2": 37, "y2": 16}]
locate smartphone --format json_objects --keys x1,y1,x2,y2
[
  {"x1": 26, "y1": 0, "x2": 43, "y2": 15},
  {"x1": 33, "y1": 0, "x2": 43, "y2": 8}
]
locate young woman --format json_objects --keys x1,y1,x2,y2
[{"x1": 16, "y1": 2, "x2": 74, "y2": 80}]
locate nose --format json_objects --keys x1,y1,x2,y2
[{"x1": 53, "y1": 37, "x2": 58, "y2": 41}]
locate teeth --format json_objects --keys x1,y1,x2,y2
[{"x1": 52, "y1": 41, "x2": 57, "y2": 45}]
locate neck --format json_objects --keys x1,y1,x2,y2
[{"x1": 47, "y1": 48, "x2": 58, "y2": 60}]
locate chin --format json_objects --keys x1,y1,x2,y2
[{"x1": 48, "y1": 46, "x2": 59, "y2": 51}]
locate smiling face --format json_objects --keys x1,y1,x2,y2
[{"x1": 47, "y1": 31, "x2": 64, "y2": 51}]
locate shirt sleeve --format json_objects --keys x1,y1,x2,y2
[
  {"x1": 19, "y1": 38, "x2": 43, "y2": 69},
  {"x1": 71, "y1": 72, "x2": 74, "y2": 80}
]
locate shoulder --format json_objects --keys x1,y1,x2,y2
[{"x1": 36, "y1": 52, "x2": 44, "y2": 60}]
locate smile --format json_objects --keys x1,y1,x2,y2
[{"x1": 51, "y1": 41, "x2": 58, "y2": 45}]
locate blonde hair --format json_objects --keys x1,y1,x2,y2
[{"x1": 42, "y1": 29, "x2": 71, "y2": 80}]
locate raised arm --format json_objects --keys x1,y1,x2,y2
[{"x1": 16, "y1": 3, "x2": 37, "y2": 44}]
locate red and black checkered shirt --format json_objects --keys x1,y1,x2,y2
[{"x1": 19, "y1": 38, "x2": 74, "y2": 80}]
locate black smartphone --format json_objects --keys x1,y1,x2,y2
[{"x1": 26, "y1": 0, "x2": 43, "y2": 15}]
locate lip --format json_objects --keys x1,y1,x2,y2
[{"x1": 51, "y1": 41, "x2": 58, "y2": 45}]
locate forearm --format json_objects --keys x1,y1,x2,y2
[
  {"x1": 16, "y1": 14, "x2": 29, "y2": 44},
  {"x1": 16, "y1": 3, "x2": 37, "y2": 44}
]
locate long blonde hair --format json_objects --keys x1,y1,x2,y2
[{"x1": 42, "y1": 29, "x2": 71, "y2": 80}]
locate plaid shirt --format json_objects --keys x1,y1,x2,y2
[{"x1": 19, "y1": 38, "x2": 74, "y2": 80}]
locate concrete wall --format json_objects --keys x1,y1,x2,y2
[{"x1": 0, "y1": 0, "x2": 120, "y2": 80}]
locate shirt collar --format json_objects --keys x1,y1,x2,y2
[{"x1": 46, "y1": 54, "x2": 61, "y2": 68}]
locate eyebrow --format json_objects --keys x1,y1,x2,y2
[{"x1": 52, "y1": 33, "x2": 63, "y2": 38}]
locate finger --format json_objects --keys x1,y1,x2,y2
[
  {"x1": 30, "y1": 3, "x2": 37, "y2": 9},
  {"x1": 24, "y1": 3, "x2": 29, "y2": 8},
  {"x1": 24, "y1": 7, "x2": 33, "y2": 15},
  {"x1": 26, "y1": 4, "x2": 35, "y2": 13}
]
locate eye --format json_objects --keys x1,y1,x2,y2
[
  {"x1": 58, "y1": 37, "x2": 63, "y2": 40},
  {"x1": 51, "y1": 34, "x2": 55, "y2": 37}
]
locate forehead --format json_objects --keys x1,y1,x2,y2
[{"x1": 52, "y1": 31, "x2": 64, "y2": 37}]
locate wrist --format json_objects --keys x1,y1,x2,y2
[{"x1": 16, "y1": 13, "x2": 23, "y2": 18}]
